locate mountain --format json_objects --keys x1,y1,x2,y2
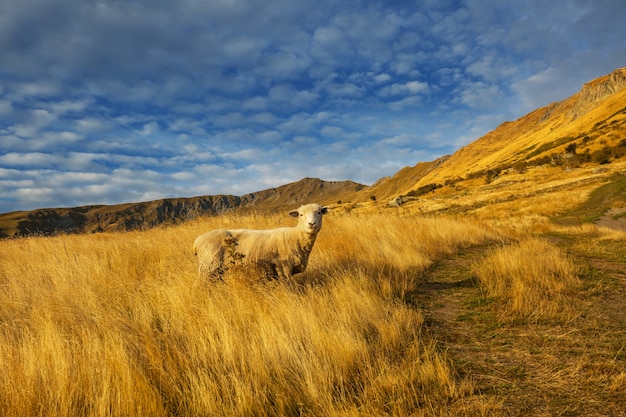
[
  {"x1": 2, "y1": 67, "x2": 626, "y2": 237},
  {"x1": 410, "y1": 67, "x2": 626, "y2": 191},
  {"x1": 0, "y1": 178, "x2": 364, "y2": 238},
  {"x1": 371, "y1": 67, "x2": 626, "y2": 206},
  {"x1": 355, "y1": 156, "x2": 450, "y2": 203}
]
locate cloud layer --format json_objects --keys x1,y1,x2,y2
[{"x1": 1, "y1": 0, "x2": 625, "y2": 212}]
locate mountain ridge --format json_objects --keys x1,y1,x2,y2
[
  {"x1": 399, "y1": 67, "x2": 626, "y2": 194},
  {"x1": 0, "y1": 178, "x2": 364, "y2": 237}
]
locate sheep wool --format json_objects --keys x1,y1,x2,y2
[{"x1": 193, "y1": 203, "x2": 329, "y2": 280}]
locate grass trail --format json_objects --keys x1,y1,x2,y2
[{"x1": 415, "y1": 236, "x2": 626, "y2": 416}]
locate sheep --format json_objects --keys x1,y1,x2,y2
[{"x1": 193, "y1": 203, "x2": 329, "y2": 281}]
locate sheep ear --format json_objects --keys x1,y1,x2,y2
[
  {"x1": 321, "y1": 207, "x2": 329, "y2": 215},
  {"x1": 289, "y1": 210, "x2": 299, "y2": 218}
]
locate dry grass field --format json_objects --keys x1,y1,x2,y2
[
  {"x1": 2, "y1": 68, "x2": 625, "y2": 416},
  {"x1": 0, "y1": 208, "x2": 625, "y2": 416}
]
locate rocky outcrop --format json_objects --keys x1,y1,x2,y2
[{"x1": 569, "y1": 67, "x2": 626, "y2": 119}]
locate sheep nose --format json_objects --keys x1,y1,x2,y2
[{"x1": 308, "y1": 222, "x2": 316, "y2": 227}]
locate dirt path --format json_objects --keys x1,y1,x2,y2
[
  {"x1": 596, "y1": 207, "x2": 626, "y2": 231},
  {"x1": 413, "y1": 243, "x2": 626, "y2": 417}
]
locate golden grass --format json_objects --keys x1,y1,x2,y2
[
  {"x1": 0, "y1": 212, "x2": 506, "y2": 417},
  {"x1": 472, "y1": 238, "x2": 581, "y2": 323}
]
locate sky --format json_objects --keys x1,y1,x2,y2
[{"x1": 1, "y1": 0, "x2": 625, "y2": 213}]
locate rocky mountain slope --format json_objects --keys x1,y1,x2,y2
[{"x1": 0, "y1": 178, "x2": 364, "y2": 237}]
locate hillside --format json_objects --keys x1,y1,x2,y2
[
  {"x1": 355, "y1": 156, "x2": 450, "y2": 203},
  {"x1": 412, "y1": 67, "x2": 626, "y2": 189},
  {"x1": 0, "y1": 178, "x2": 364, "y2": 237},
  {"x1": 367, "y1": 67, "x2": 626, "y2": 224}
]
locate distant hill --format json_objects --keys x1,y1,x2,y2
[
  {"x1": 0, "y1": 178, "x2": 364, "y2": 237},
  {"x1": 356, "y1": 156, "x2": 450, "y2": 204}
]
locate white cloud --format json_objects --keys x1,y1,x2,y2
[
  {"x1": 168, "y1": 118, "x2": 205, "y2": 134},
  {"x1": 268, "y1": 84, "x2": 319, "y2": 110},
  {"x1": 8, "y1": 109, "x2": 57, "y2": 138},
  {"x1": 0, "y1": 152, "x2": 58, "y2": 167},
  {"x1": 249, "y1": 112, "x2": 278, "y2": 125},
  {"x1": 222, "y1": 36, "x2": 267, "y2": 63},
  {"x1": 312, "y1": 26, "x2": 344, "y2": 45},
  {"x1": 74, "y1": 117, "x2": 109, "y2": 133},
  {"x1": 45, "y1": 99, "x2": 92, "y2": 115},
  {"x1": 224, "y1": 148, "x2": 262, "y2": 161},
  {"x1": 459, "y1": 82, "x2": 503, "y2": 109},
  {"x1": 326, "y1": 83, "x2": 364, "y2": 98},
  {"x1": 40, "y1": 131, "x2": 83, "y2": 144},
  {"x1": 381, "y1": 133, "x2": 415, "y2": 146},
  {"x1": 373, "y1": 73, "x2": 392, "y2": 83},
  {"x1": 138, "y1": 121, "x2": 160, "y2": 136},
  {"x1": 406, "y1": 81, "x2": 429, "y2": 94},
  {"x1": 13, "y1": 82, "x2": 60, "y2": 98},
  {"x1": 243, "y1": 96, "x2": 268, "y2": 111},
  {"x1": 379, "y1": 81, "x2": 429, "y2": 97}
]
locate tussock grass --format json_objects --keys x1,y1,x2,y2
[
  {"x1": 314, "y1": 213, "x2": 504, "y2": 296},
  {"x1": 0, "y1": 213, "x2": 506, "y2": 416},
  {"x1": 472, "y1": 238, "x2": 581, "y2": 323}
]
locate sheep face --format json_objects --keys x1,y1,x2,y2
[{"x1": 289, "y1": 204, "x2": 329, "y2": 235}]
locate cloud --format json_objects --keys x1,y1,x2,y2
[
  {"x1": 44, "y1": 99, "x2": 92, "y2": 116},
  {"x1": 138, "y1": 121, "x2": 160, "y2": 136},
  {"x1": 373, "y1": 73, "x2": 392, "y2": 83},
  {"x1": 379, "y1": 81, "x2": 429, "y2": 97},
  {"x1": 268, "y1": 84, "x2": 319, "y2": 111}
]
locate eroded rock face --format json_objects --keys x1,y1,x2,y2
[{"x1": 569, "y1": 67, "x2": 626, "y2": 119}]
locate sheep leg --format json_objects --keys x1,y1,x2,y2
[{"x1": 273, "y1": 262, "x2": 292, "y2": 281}]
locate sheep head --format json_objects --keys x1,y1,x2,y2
[{"x1": 289, "y1": 203, "x2": 329, "y2": 235}]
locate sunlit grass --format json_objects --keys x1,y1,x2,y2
[
  {"x1": 0, "y1": 212, "x2": 507, "y2": 416},
  {"x1": 472, "y1": 238, "x2": 581, "y2": 323}
]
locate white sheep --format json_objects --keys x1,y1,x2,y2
[{"x1": 193, "y1": 203, "x2": 329, "y2": 280}]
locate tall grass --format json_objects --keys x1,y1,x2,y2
[
  {"x1": 472, "y1": 238, "x2": 581, "y2": 323},
  {"x1": 0, "y1": 212, "x2": 504, "y2": 416}
]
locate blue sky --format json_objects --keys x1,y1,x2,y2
[{"x1": 1, "y1": 0, "x2": 625, "y2": 213}]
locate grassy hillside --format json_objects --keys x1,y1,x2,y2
[
  {"x1": 416, "y1": 67, "x2": 626, "y2": 187},
  {"x1": 361, "y1": 67, "x2": 626, "y2": 220},
  {"x1": 0, "y1": 211, "x2": 504, "y2": 416},
  {"x1": 1, "y1": 204, "x2": 624, "y2": 416}
]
